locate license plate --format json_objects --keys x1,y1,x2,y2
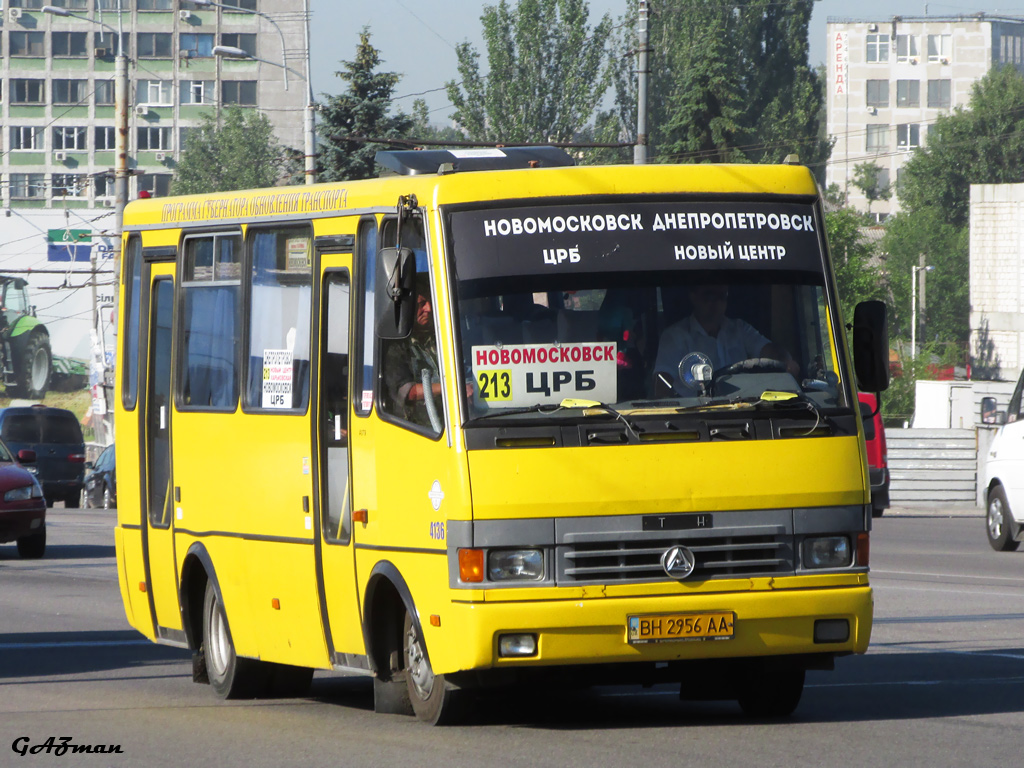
[{"x1": 627, "y1": 612, "x2": 735, "y2": 644}]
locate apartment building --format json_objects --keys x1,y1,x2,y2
[
  {"x1": 826, "y1": 14, "x2": 1024, "y2": 220},
  {"x1": 1, "y1": 0, "x2": 309, "y2": 209}
]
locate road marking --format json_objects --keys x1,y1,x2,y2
[
  {"x1": 873, "y1": 568, "x2": 1024, "y2": 584},
  {"x1": 875, "y1": 584, "x2": 1024, "y2": 599}
]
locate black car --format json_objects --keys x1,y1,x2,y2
[
  {"x1": 82, "y1": 443, "x2": 116, "y2": 510},
  {"x1": 0, "y1": 405, "x2": 85, "y2": 507}
]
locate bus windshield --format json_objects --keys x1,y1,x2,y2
[{"x1": 448, "y1": 198, "x2": 850, "y2": 419}]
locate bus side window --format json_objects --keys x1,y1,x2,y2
[{"x1": 354, "y1": 218, "x2": 377, "y2": 417}]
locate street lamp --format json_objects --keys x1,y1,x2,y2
[
  {"x1": 190, "y1": 0, "x2": 316, "y2": 184},
  {"x1": 213, "y1": 46, "x2": 316, "y2": 186},
  {"x1": 911, "y1": 264, "x2": 935, "y2": 360}
]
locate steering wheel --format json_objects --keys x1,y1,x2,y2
[{"x1": 714, "y1": 357, "x2": 787, "y2": 377}]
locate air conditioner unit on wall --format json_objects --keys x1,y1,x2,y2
[
  {"x1": 134, "y1": 104, "x2": 149, "y2": 116},
  {"x1": 867, "y1": 106, "x2": 877, "y2": 115},
  {"x1": 54, "y1": 151, "x2": 67, "y2": 162},
  {"x1": 94, "y1": 48, "x2": 108, "y2": 58},
  {"x1": 102, "y1": 199, "x2": 115, "y2": 208},
  {"x1": 179, "y1": 10, "x2": 192, "y2": 21},
  {"x1": 9, "y1": 8, "x2": 22, "y2": 21},
  {"x1": 868, "y1": 23, "x2": 877, "y2": 32},
  {"x1": 155, "y1": 152, "x2": 167, "y2": 162}
]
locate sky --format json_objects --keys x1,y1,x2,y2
[{"x1": 310, "y1": 0, "x2": 1024, "y2": 123}]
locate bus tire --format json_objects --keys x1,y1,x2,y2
[
  {"x1": 736, "y1": 659, "x2": 805, "y2": 718},
  {"x1": 202, "y1": 581, "x2": 268, "y2": 699},
  {"x1": 403, "y1": 610, "x2": 462, "y2": 725}
]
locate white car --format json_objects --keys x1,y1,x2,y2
[{"x1": 982, "y1": 387, "x2": 1024, "y2": 551}]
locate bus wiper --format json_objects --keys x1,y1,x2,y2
[
  {"x1": 560, "y1": 399, "x2": 641, "y2": 442},
  {"x1": 471, "y1": 402, "x2": 563, "y2": 421},
  {"x1": 752, "y1": 391, "x2": 834, "y2": 432}
]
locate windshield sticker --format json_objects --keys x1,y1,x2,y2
[
  {"x1": 472, "y1": 342, "x2": 617, "y2": 408},
  {"x1": 450, "y1": 201, "x2": 823, "y2": 281},
  {"x1": 262, "y1": 349, "x2": 293, "y2": 409}
]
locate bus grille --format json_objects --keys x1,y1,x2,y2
[{"x1": 558, "y1": 528, "x2": 794, "y2": 584}]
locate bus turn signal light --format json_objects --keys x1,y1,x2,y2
[
  {"x1": 857, "y1": 532, "x2": 870, "y2": 567},
  {"x1": 459, "y1": 549, "x2": 485, "y2": 583}
]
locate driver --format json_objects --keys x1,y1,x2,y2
[{"x1": 654, "y1": 284, "x2": 799, "y2": 393}]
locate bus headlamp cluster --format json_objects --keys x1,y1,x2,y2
[
  {"x1": 801, "y1": 536, "x2": 853, "y2": 569},
  {"x1": 488, "y1": 549, "x2": 544, "y2": 581}
]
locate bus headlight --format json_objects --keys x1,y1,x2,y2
[
  {"x1": 487, "y1": 549, "x2": 544, "y2": 581},
  {"x1": 802, "y1": 536, "x2": 852, "y2": 569}
]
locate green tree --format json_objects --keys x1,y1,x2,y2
[
  {"x1": 317, "y1": 28, "x2": 412, "y2": 182},
  {"x1": 825, "y1": 206, "x2": 887, "y2": 322},
  {"x1": 408, "y1": 99, "x2": 466, "y2": 147},
  {"x1": 172, "y1": 107, "x2": 287, "y2": 195},
  {"x1": 899, "y1": 65, "x2": 1024, "y2": 228},
  {"x1": 851, "y1": 162, "x2": 892, "y2": 217},
  {"x1": 446, "y1": 0, "x2": 612, "y2": 144}
]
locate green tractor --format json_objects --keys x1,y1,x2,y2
[{"x1": 0, "y1": 277, "x2": 52, "y2": 400}]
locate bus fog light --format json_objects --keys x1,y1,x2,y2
[
  {"x1": 498, "y1": 633, "x2": 537, "y2": 657},
  {"x1": 487, "y1": 549, "x2": 544, "y2": 581},
  {"x1": 802, "y1": 536, "x2": 852, "y2": 568},
  {"x1": 814, "y1": 619, "x2": 850, "y2": 643}
]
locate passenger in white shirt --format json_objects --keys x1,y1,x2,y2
[{"x1": 654, "y1": 284, "x2": 799, "y2": 394}]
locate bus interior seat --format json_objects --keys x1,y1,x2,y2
[{"x1": 557, "y1": 309, "x2": 599, "y2": 342}]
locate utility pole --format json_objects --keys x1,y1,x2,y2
[{"x1": 634, "y1": 0, "x2": 649, "y2": 165}]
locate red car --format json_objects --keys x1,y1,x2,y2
[
  {"x1": 0, "y1": 442, "x2": 46, "y2": 558},
  {"x1": 859, "y1": 392, "x2": 890, "y2": 518}
]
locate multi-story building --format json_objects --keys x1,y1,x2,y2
[
  {"x1": 0, "y1": 1, "x2": 310, "y2": 409},
  {"x1": 826, "y1": 14, "x2": 1024, "y2": 220},
  {"x1": 2, "y1": 0, "x2": 309, "y2": 209}
]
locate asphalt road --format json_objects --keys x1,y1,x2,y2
[{"x1": 2, "y1": 508, "x2": 1023, "y2": 768}]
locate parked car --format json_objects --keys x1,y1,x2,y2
[
  {"x1": 859, "y1": 392, "x2": 889, "y2": 518},
  {"x1": 82, "y1": 443, "x2": 116, "y2": 510},
  {"x1": 981, "y1": 386, "x2": 1024, "y2": 551},
  {"x1": 0, "y1": 439, "x2": 46, "y2": 558},
  {"x1": 0, "y1": 405, "x2": 85, "y2": 507}
]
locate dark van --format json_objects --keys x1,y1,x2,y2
[{"x1": 0, "y1": 406, "x2": 85, "y2": 506}]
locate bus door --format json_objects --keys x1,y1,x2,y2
[
  {"x1": 314, "y1": 260, "x2": 364, "y2": 662},
  {"x1": 141, "y1": 269, "x2": 181, "y2": 638}
]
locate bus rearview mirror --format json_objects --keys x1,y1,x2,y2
[
  {"x1": 375, "y1": 247, "x2": 416, "y2": 339},
  {"x1": 852, "y1": 300, "x2": 889, "y2": 393}
]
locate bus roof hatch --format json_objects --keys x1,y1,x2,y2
[{"x1": 375, "y1": 146, "x2": 575, "y2": 176}]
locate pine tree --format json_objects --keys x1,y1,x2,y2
[{"x1": 317, "y1": 28, "x2": 412, "y2": 182}]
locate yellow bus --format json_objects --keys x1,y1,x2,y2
[{"x1": 114, "y1": 147, "x2": 889, "y2": 724}]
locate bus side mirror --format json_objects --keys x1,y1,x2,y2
[
  {"x1": 375, "y1": 247, "x2": 416, "y2": 339},
  {"x1": 981, "y1": 396, "x2": 1005, "y2": 425},
  {"x1": 859, "y1": 400, "x2": 876, "y2": 440},
  {"x1": 852, "y1": 300, "x2": 890, "y2": 393}
]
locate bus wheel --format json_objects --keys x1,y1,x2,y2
[
  {"x1": 403, "y1": 611, "x2": 461, "y2": 725},
  {"x1": 736, "y1": 659, "x2": 805, "y2": 718},
  {"x1": 202, "y1": 582, "x2": 267, "y2": 698}
]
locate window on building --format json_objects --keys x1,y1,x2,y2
[
  {"x1": 10, "y1": 32, "x2": 45, "y2": 57},
  {"x1": 896, "y1": 80, "x2": 920, "y2": 108},
  {"x1": 222, "y1": 81, "x2": 257, "y2": 106},
  {"x1": 53, "y1": 126, "x2": 87, "y2": 151},
  {"x1": 896, "y1": 34, "x2": 919, "y2": 62},
  {"x1": 179, "y1": 233, "x2": 242, "y2": 409},
  {"x1": 896, "y1": 123, "x2": 921, "y2": 149},
  {"x1": 52, "y1": 31, "x2": 89, "y2": 57},
  {"x1": 927, "y1": 79, "x2": 951, "y2": 108},
  {"x1": 866, "y1": 80, "x2": 889, "y2": 108},
  {"x1": 10, "y1": 174, "x2": 46, "y2": 199},
  {"x1": 874, "y1": 168, "x2": 891, "y2": 196},
  {"x1": 95, "y1": 80, "x2": 115, "y2": 106},
  {"x1": 14, "y1": 0, "x2": 87, "y2": 6},
  {"x1": 137, "y1": 32, "x2": 173, "y2": 58},
  {"x1": 180, "y1": 80, "x2": 214, "y2": 105},
  {"x1": 93, "y1": 33, "x2": 126, "y2": 57},
  {"x1": 11, "y1": 79, "x2": 45, "y2": 104},
  {"x1": 137, "y1": 80, "x2": 174, "y2": 106},
  {"x1": 9, "y1": 127, "x2": 43, "y2": 151},
  {"x1": 225, "y1": 0, "x2": 257, "y2": 10},
  {"x1": 95, "y1": 126, "x2": 116, "y2": 151},
  {"x1": 8, "y1": 0, "x2": 47, "y2": 8},
  {"x1": 220, "y1": 33, "x2": 257, "y2": 56},
  {"x1": 137, "y1": 127, "x2": 172, "y2": 151},
  {"x1": 866, "y1": 124, "x2": 889, "y2": 152},
  {"x1": 51, "y1": 174, "x2": 87, "y2": 198},
  {"x1": 866, "y1": 33, "x2": 890, "y2": 62},
  {"x1": 244, "y1": 226, "x2": 313, "y2": 411},
  {"x1": 52, "y1": 79, "x2": 89, "y2": 105},
  {"x1": 94, "y1": 174, "x2": 115, "y2": 198},
  {"x1": 137, "y1": 174, "x2": 172, "y2": 197},
  {"x1": 179, "y1": 127, "x2": 195, "y2": 151},
  {"x1": 180, "y1": 33, "x2": 215, "y2": 58},
  {"x1": 928, "y1": 34, "x2": 951, "y2": 62},
  {"x1": 138, "y1": 0, "x2": 173, "y2": 9}
]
